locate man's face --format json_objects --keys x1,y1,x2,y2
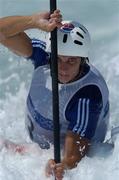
[{"x1": 58, "y1": 55, "x2": 81, "y2": 84}]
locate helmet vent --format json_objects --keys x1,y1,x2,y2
[
  {"x1": 63, "y1": 34, "x2": 68, "y2": 43},
  {"x1": 74, "y1": 40, "x2": 83, "y2": 45},
  {"x1": 76, "y1": 32, "x2": 84, "y2": 39},
  {"x1": 79, "y1": 27, "x2": 86, "y2": 34}
]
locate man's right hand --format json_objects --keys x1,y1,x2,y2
[{"x1": 31, "y1": 9, "x2": 62, "y2": 32}]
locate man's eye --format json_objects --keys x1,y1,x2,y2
[{"x1": 68, "y1": 59, "x2": 76, "y2": 64}]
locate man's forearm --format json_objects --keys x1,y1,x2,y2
[
  {"x1": 62, "y1": 131, "x2": 90, "y2": 170},
  {"x1": 62, "y1": 155, "x2": 83, "y2": 169},
  {"x1": 0, "y1": 16, "x2": 34, "y2": 39}
]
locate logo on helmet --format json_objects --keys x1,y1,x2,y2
[{"x1": 60, "y1": 23, "x2": 74, "y2": 33}]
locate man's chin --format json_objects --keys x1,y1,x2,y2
[
  {"x1": 58, "y1": 75, "x2": 71, "y2": 84},
  {"x1": 58, "y1": 79, "x2": 70, "y2": 84}
]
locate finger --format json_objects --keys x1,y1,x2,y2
[
  {"x1": 54, "y1": 9, "x2": 61, "y2": 14},
  {"x1": 49, "y1": 18, "x2": 62, "y2": 25},
  {"x1": 55, "y1": 172, "x2": 64, "y2": 180},
  {"x1": 54, "y1": 167, "x2": 65, "y2": 180},
  {"x1": 50, "y1": 10, "x2": 62, "y2": 18},
  {"x1": 45, "y1": 159, "x2": 56, "y2": 176},
  {"x1": 56, "y1": 177, "x2": 63, "y2": 180},
  {"x1": 51, "y1": 9, "x2": 61, "y2": 16},
  {"x1": 50, "y1": 13, "x2": 62, "y2": 19}
]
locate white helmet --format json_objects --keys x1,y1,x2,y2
[{"x1": 46, "y1": 20, "x2": 91, "y2": 57}]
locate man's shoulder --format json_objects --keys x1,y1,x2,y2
[
  {"x1": 27, "y1": 38, "x2": 49, "y2": 68},
  {"x1": 68, "y1": 84, "x2": 102, "y2": 105}
]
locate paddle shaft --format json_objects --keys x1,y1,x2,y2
[{"x1": 50, "y1": 0, "x2": 61, "y2": 164}]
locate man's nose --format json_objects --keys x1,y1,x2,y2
[{"x1": 59, "y1": 61, "x2": 69, "y2": 70}]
